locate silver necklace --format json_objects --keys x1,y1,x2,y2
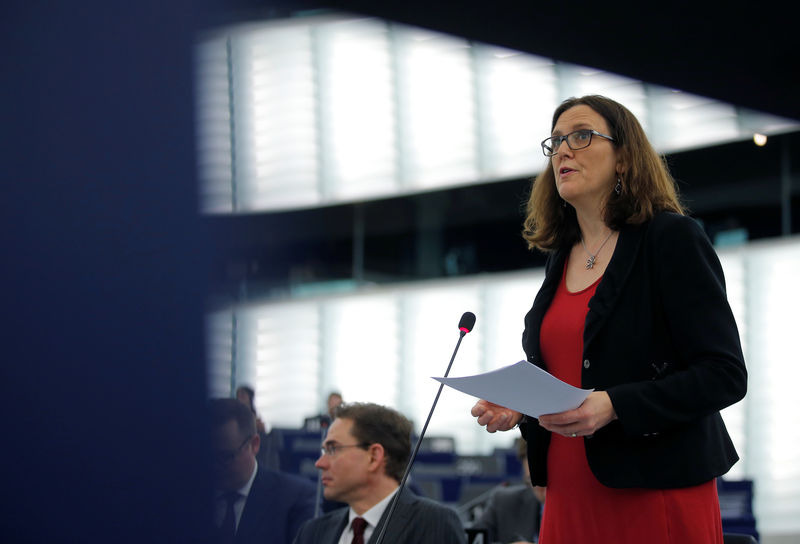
[{"x1": 580, "y1": 231, "x2": 614, "y2": 269}]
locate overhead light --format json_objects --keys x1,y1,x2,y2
[{"x1": 753, "y1": 133, "x2": 768, "y2": 146}]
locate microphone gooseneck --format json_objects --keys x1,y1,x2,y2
[{"x1": 373, "y1": 312, "x2": 476, "y2": 544}]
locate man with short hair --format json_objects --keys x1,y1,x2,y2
[
  {"x1": 293, "y1": 402, "x2": 465, "y2": 544},
  {"x1": 234, "y1": 384, "x2": 280, "y2": 470},
  {"x1": 472, "y1": 438, "x2": 544, "y2": 544},
  {"x1": 209, "y1": 398, "x2": 315, "y2": 544},
  {"x1": 303, "y1": 391, "x2": 344, "y2": 432},
  {"x1": 326, "y1": 391, "x2": 343, "y2": 419}
]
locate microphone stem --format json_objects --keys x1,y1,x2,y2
[{"x1": 374, "y1": 330, "x2": 466, "y2": 544}]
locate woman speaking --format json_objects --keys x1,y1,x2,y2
[{"x1": 471, "y1": 95, "x2": 747, "y2": 543}]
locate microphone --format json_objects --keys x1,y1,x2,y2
[
  {"x1": 458, "y1": 311, "x2": 476, "y2": 335},
  {"x1": 374, "y1": 312, "x2": 476, "y2": 544}
]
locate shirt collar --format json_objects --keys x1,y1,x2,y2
[
  {"x1": 217, "y1": 460, "x2": 258, "y2": 500},
  {"x1": 240, "y1": 460, "x2": 258, "y2": 497},
  {"x1": 348, "y1": 486, "x2": 399, "y2": 531}
]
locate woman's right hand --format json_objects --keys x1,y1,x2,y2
[{"x1": 470, "y1": 399, "x2": 522, "y2": 433}]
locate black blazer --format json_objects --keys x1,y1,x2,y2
[
  {"x1": 292, "y1": 487, "x2": 466, "y2": 544},
  {"x1": 519, "y1": 212, "x2": 747, "y2": 489}
]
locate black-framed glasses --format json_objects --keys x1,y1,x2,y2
[
  {"x1": 214, "y1": 434, "x2": 252, "y2": 465},
  {"x1": 541, "y1": 129, "x2": 615, "y2": 157},
  {"x1": 320, "y1": 442, "x2": 369, "y2": 457}
]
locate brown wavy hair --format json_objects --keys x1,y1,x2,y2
[{"x1": 522, "y1": 95, "x2": 685, "y2": 252}]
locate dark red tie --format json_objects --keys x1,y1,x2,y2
[{"x1": 350, "y1": 517, "x2": 367, "y2": 544}]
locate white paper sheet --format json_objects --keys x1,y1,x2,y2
[{"x1": 433, "y1": 360, "x2": 593, "y2": 418}]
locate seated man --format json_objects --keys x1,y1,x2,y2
[
  {"x1": 472, "y1": 438, "x2": 544, "y2": 544},
  {"x1": 303, "y1": 391, "x2": 343, "y2": 432},
  {"x1": 209, "y1": 398, "x2": 316, "y2": 544},
  {"x1": 293, "y1": 402, "x2": 465, "y2": 544}
]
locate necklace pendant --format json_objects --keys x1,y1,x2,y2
[{"x1": 585, "y1": 256, "x2": 596, "y2": 269}]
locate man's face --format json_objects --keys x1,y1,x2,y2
[
  {"x1": 212, "y1": 419, "x2": 259, "y2": 491},
  {"x1": 315, "y1": 417, "x2": 371, "y2": 505},
  {"x1": 327, "y1": 394, "x2": 342, "y2": 418}
]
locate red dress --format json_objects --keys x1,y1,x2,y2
[{"x1": 536, "y1": 263, "x2": 723, "y2": 543}]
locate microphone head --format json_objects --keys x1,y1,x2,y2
[{"x1": 458, "y1": 312, "x2": 476, "y2": 333}]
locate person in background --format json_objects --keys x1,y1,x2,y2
[
  {"x1": 303, "y1": 391, "x2": 343, "y2": 432},
  {"x1": 235, "y1": 385, "x2": 279, "y2": 471},
  {"x1": 293, "y1": 402, "x2": 466, "y2": 544},
  {"x1": 326, "y1": 391, "x2": 343, "y2": 419},
  {"x1": 470, "y1": 95, "x2": 746, "y2": 543},
  {"x1": 235, "y1": 385, "x2": 267, "y2": 435},
  {"x1": 210, "y1": 398, "x2": 315, "y2": 544},
  {"x1": 472, "y1": 438, "x2": 543, "y2": 544}
]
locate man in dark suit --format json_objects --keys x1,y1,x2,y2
[
  {"x1": 210, "y1": 398, "x2": 316, "y2": 544},
  {"x1": 293, "y1": 402, "x2": 465, "y2": 544},
  {"x1": 472, "y1": 439, "x2": 544, "y2": 543}
]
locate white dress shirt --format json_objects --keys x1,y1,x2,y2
[
  {"x1": 337, "y1": 487, "x2": 399, "y2": 544},
  {"x1": 215, "y1": 460, "x2": 258, "y2": 533}
]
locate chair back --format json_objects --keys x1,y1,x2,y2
[{"x1": 723, "y1": 533, "x2": 758, "y2": 544}]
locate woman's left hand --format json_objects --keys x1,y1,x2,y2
[{"x1": 537, "y1": 391, "x2": 617, "y2": 438}]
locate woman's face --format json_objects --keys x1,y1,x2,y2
[{"x1": 550, "y1": 104, "x2": 620, "y2": 210}]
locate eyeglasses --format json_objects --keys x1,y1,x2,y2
[
  {"x1": 320, "y1": 442, "x2": 369, "y2": 457},
  {"x1": 214, "y1": 434, "x2": 252, "y2": 465},
  {"x1": 541, "y1": 129, "x2": 614, "y2": 157}
]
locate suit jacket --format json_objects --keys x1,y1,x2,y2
[
  {"x1": 292, "y1": 487, "x2": 466, "y2": 544},
  {"x1": 473, "y1": 484, "x2": 541, "y2": 543},
  {"x1": 229, "y1": 466, "x2": 316, "y2": 544},
  {"x1": 520, "y1": 212, "x2": 747, "y2": 489}
]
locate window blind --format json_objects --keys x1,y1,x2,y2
[{"x1": 194, "y1": 14, "x2": 799, "y2": 213}]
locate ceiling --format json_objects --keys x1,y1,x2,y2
[
  {"x1": 215, "y1": 1, "x2": 799, "y2": 121},
  {"x1": 203, "y1": 2, "x2": 800, "y2": 300}
]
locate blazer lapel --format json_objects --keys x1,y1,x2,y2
[
  {"x1": 368, "y1": 489, "x2": 413, "y2": 544},
  {"x1": 330, "y1": 508, "x2": 350, "y2": 544},
  {"x1": 523, "y1": 223, "x2": 647, "y2": 365},
  {"x1": 523, "y1": 249, "x2": 567, "y2": 366},
  {"x1": 235, "y1": 468, "x2": 276, "y2": 541},
  {"x1": 583, "y1": 222, "x2": 646, "y2": 350}
]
